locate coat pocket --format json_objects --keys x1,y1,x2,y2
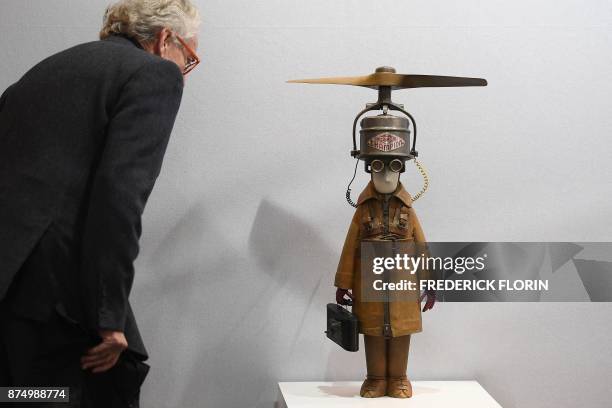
[
  {"x1": 110, "y1": 350, "x2": 150, "y2": 405},
  {"x1": 389, "y1": 206, "x2": 414, "y2": 237}
]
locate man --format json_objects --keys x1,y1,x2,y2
[{"x1": 0, "y1": 0, "x2": 200, "y2": 406}]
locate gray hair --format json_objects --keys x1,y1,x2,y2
[{"x1": 100, "y1": 0, "x2": 200, "y2": 43}]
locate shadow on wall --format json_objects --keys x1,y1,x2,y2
[
  {"x1": 134, "y1": 202, "x2": 245, "y2": 408},
  {"x1": 136, "y1": 199, "x2": 355, "y2": 408},
  {"x1": 246, "y1": 199, "x2": 351, "y2": 407}
]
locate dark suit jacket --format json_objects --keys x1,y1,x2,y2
[{"x1": 0, "y1": 35, "x2": 184, "y2": 359}]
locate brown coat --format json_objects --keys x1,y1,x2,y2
[{"x1": 335, "y1": 181, "x2": 429, "y2": 337}]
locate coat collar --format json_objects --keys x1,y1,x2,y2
[
  {"x1": 357, "y1": 181, "x2": 413, "y2": 207},
  {"x1": 103, "y1": 34, "x2": 144, "y2": 50}
]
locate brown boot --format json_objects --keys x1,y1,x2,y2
[
  {"x1": 387, "y1": 376, "x2": 413, "y2": 398},
  {"x1": 361, "y1": 335, "x2": 387, "y2": 398},
  {"x1": 387, "y1": 335, "x2": 412, "y2": 398},
  {"x1": 360, "y1": 376, "x2": 387, "y2": 398}
]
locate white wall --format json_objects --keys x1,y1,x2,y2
[{"x1": 1, "y1": 1, "x2": 611, "y2": 407}]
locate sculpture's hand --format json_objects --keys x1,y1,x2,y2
[
  {"x1": 336, "y1": 288, "x2": 354, "y2": 306},
  {"x1": 420, "y1": 289, "x2": 436, "y2": 312}
]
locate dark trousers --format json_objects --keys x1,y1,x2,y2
[{"x1": 0, "y1": 304, "x2": 147, "y2": 408}]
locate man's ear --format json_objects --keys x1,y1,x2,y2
[{"x1": 153, "y1": 28, "x2": 172, "y2": 56}]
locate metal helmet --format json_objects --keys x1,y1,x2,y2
[{"x1": 359, "y1": 113, "x2": 412, "y2": 172}]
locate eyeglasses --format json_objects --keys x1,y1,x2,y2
[
  {"x1": 370, "y1": 159, "x2": 404, "y2": 173},
  {"x1": 172, "y1": 33, "x2": 200, "y2": 75}
]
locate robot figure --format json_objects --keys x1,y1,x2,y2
[
  {"x1": 334, "y1": 110, "x2": 433, "y2": 398},
  {"x1": 289, "y1": 66, "x2": 486, "y2": 398}
]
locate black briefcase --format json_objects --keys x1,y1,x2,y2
[{"x1": 325, "y1": 303, "x2": 359, "y2": 352}]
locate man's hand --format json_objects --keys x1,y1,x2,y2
[
  {"x1": 420, "y1": 289, "x2": 436, "y2": 312},
  {"x1": 336, "y1": 288, "x2": 354, "y2": 306},
  {"x1": 81, "y1": 330, "x2": 128, "y2": 373}
]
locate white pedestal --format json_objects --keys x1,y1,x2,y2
[{"x1": 277, "y1": 381, "x2": 502, "y2": 407}]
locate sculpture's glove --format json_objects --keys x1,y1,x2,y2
[
  {"x1": 420, "y1": 289, "x2": 436, "y2": 312},
  {"x1": 336, "y1": 288, "x2": 354, "y2": 306}
]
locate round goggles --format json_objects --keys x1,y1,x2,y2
[{"x1": 370, "y1": 159, "x2": 404, "y2": 173}]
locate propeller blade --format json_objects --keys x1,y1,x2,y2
[
  {"x1": 395, "y1": 74, "x2": 487, "y2": 88},
  {"x1": 288, "y1": 72, "x2": 487, "y2": 89}
]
